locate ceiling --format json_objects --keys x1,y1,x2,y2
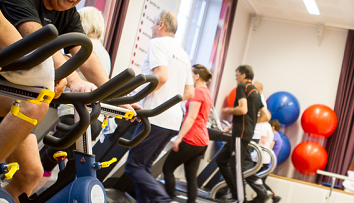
[{"x1": 245, "y1": 0, "x2": 354, "y2": 30}]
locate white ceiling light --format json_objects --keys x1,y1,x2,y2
[{"x1": 303, "y1": 0, "x2": 320, "y2": 15}]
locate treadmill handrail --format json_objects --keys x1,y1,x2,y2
[
  {"x1": 256, "y1": 146, "x2": 277, "y2": 179},
  {"x1": 208, "y1": 141, "x2": 263, "y2": 200},
  {"x1": 244, "y1": 141, "x2": 263, "y2": 178}
]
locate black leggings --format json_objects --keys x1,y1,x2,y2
[
  {"x1": 40, "y1": 115, "x2": 102, "y2": 172},
  {"x1": 162, "y1": 141, "x2": 207, "y2": 203}
]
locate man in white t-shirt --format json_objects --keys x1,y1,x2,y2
[{"x1": 125, "y1": 10, "x2": 194, "y2": 203}]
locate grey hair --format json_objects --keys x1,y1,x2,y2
[
  {"x1": 158, "y1": 10, "x2": 177, "y2": 34},
  {"x1": 78, "y1": 6, "x2": 105, "y2": 40}
]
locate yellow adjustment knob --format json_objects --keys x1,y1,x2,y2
[
  {"x1": 27, "y1": 89, "x2": 55, "y2": 105},
  {"x1": 5, "y1": 162, "x2": 19, "y2": 180},
  {"x1": 11, "y1": 105, "x2": 37, "y2": 125},
  {"x1": 53, "y1": 151, "x2": 67, "y2": 160},
  {"x1": 101, "y1": 118, "x2": 108, "y2": 129},
  {"x1": 124, "y1": 110, "x2": 135, "y2": 119},
  {"x1": 101, "y1": 157, "x2": 117, "y2": 168}
]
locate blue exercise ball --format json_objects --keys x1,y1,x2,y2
[
  {"x1": 266, "y1": 91, "x2": 300, "y2": 126},
  {"x1": 277, "y1": 132, "x2": 291, "y2": 166}
]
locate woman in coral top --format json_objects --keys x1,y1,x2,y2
[{"x1": 163, "y1": 64, "x2": 213, "y2": 203}]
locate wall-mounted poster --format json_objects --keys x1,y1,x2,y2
[{"x1": 129, "y1": 0, "x2": 180, "y2": 74}]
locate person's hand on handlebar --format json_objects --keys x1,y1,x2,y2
[
  {"x1": 119, "y1": 102, "x2": 142, "y2": 122},
  {"x1": 68, "y1": 78, "x2": 97, "y2": 93},
  {"x1": 54, "y1": 78, "x2": 67, "y2": 99}
]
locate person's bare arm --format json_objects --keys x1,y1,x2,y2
[
  {"x1": 183, "y1": 84, "x2": 194, "y2": 101},
  {"x1": 16, "y1": 22, "x2": 67, "y2": 70},
  {"x1": 222, "y1": 98, "x2": 248, "y2": 116},
  {"x1": 257, "y1": 107, "x2": 271, "y2": 123},
  {"x1": 69, "y1": 46, "x2": 108, "y2": 87},
  {"x1": 224, "y1": 123, "x2": 233, "y2": 133},
  {"x1": 0, "y1": 12, "x2": 23, "y2": 72},
  {"x1": 259, "y1": 136, "x2": 267, "y2": 146},
  {"x1": 0, "y1": 12, "x2": 22, "y2": 50},
  {"x1": 152, "y1": 65, "x2": 168, "y2": 92},
  {"x1": 17, "y1": 21, "x2": 98, "y2": 94}
]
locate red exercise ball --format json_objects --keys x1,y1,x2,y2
[
  {"x1": 226, "y1": 87, "x2": 237, "y2": 108},
  {"x1": 292, "y1": 141, "x2": 328, "y2": 175},
  {"x1": 301, "y1": 104, "x2": 337, "y2": 137}
]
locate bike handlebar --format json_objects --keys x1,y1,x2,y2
[
  {"x1": 117, "y1": 94, "x2": 182, "y2": 148},
  {"x1": 2, "y1": 33, "x2": 93, "y2": 81},
  {"x1": 0, "y1": 24, "x2": 58, "y2": 69},
  {"x1": 105, "y1": 74, "x2": 159, "y2": 105},
  {"x1": 43, "y1": 68, "x2": 135, "y2": 149},
  {"x1": 52, "y1": 68, "x2": 135, "y2": 104}
]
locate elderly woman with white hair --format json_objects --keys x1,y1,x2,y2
[{"x1": 78, "y1": 6, "x2": 111, "y2": 77}]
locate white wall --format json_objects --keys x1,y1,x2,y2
[
  {"x1": 245, "y1": 18, "x2": 347, "y2": 178},
  {"x1": 215, "y1": 0, "x2": 348, "y2": 179},
  {"x1": 112, "y1": 0, "x2": 145, "y2": 76}
]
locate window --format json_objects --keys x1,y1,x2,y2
[{"x1": 176, "y1": 0, "x2": 222, "y2": 65}]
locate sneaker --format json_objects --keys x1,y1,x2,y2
[{"x1": 272, "y1": 196, "x2": 281, "y2": 203}]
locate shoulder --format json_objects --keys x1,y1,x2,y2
[
  {"x1": 238, "y1": 83, "x2": 246, "y2": 88},
  {"x1": 193, "y1": 87, "x2": 203, "y2": 98},
  {"x1": 2, "y1": 0, "x2": 37, "y2": 7},
  {"x1": 237, "y1": 83, "x2": 245, "y2": 91},
  {"x1": 149, "y1": 37, "x2": 167, "y2": 45},
  {"x1": 191, "y1": 87, "x2": 208, "y2": 101},
  {"x1": 1, "y1": 0, "x2": 41, "y2": 26}
]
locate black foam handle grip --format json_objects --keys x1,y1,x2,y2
[
  {"x1": 55, "y1": 102, "x2": 101, "y2": 134},
  {"x1": 53, "y1": 68, "x2": 135, "y2": 104},
  {"x1": 43, "y1": 102, "x2": 90, "y2": 149},
  {"x1": 2, "y1": 33, "x2": 93, "y2": 81},
  {"x1": 104, "y1": 74, "x2": 146, "y2": 100},
  {"x1": 106, "y1": 74, "x2": 159, "y2": 105},
  {"x1": 136, "y1": 94, "x2": 183, "y2": 117},
  {"x1": 117, "y1": 94, "x2": 182, "y2": 148},
  {"x1": 0, "y1": 24, "x2": 58, "y2": 69},
  {"x1": 117, "y1": 117, "x2": 151, "y2": 148}
]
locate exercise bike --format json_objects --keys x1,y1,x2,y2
[
  {"x1": 0, "y1": 24, "x2": 60, "y2": 203},
  {"x1": 0, "y1": 24, "x2": 146, "y2": 203}
]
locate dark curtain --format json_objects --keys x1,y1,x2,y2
[
  {"x1": 104, "y1": 0, "x2": 130, "y2": 78},
  {"x1": 317, "y1": 30, "x2": 354, "y2": 187}
]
